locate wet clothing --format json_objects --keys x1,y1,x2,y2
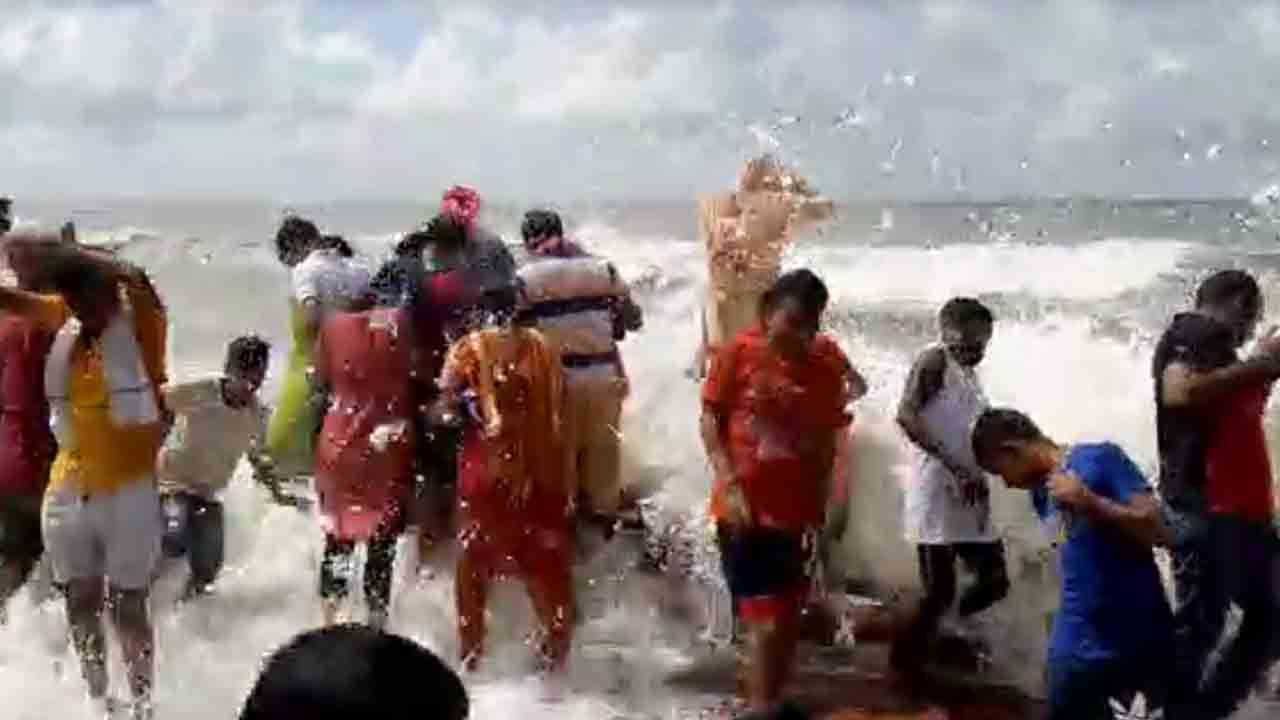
[
  {"x1": 1034, "y1": 444, "x2": 1173, "y2": 717},
  {"x1": 23, "y1": 286, "x2": 167, "y2": 497},
  {"x1": 158, "y1": 378, "x2": 267, "y2": 499},
  {"x1": 1168, "y1": 516, "x2": 1278, "y2": 720},
  {"x1": 904, "y1": 346, "x2": 995, "y2": 545},
  {"x1": 319, "y1": 531, "x2": 397, "y2": 617},
  {"x1": 0, "y1": 495, "x2": 43, "y2": 581},
  {"x1": 1048, "y1": 655, "x2": 1170, "y2": 720},
  {"x1": 370, "y1": 254, "x2": 425, "y2": 309},
  {"x1": 716, "y1": 525, "x2": 810, "y2": 624},
  {"x1": 1154, "y1": 312, "x2": 1279, "y2": 718},
  {"x1": 0, "y1": 314, "x2": 55, "y2": 498},
  {"x1": 440, "y1": 327, "x2": 572, "y2": 662},
  {"x1": 1153, "y1": 311, "x2": 1263, "y2": 518},
  {"x1": 291, "y1": 248, "x2": 373, "y2": 309},
  {"x1": 265, "y1": 303, "x2": 322, "y2": 476},
  {"x1": 314, "y1": 308, "x2": 416, "y2": 542},
  {"x1": 0, "y1": 313, "x2": 53, "y2": 593},
  {"x1": 561, "y1": 378, "x2": 625, "y2": 515},
  {"x1": 42, "y1": 476, "x2": 162, "y2": 590},
  {"x1": 905, "y1": 541, "x2": 1009, "y2": 656},
  {"x1": 427, "y1": 227, "x2": 516, "y2": 296},
  {"x1": 703, "y1": 326, "x2": 853, "y2": 532},
  {"x1": 160, "y1": 491, "x2": 224, "y2": 591},
  {"x1": 266, "y1": 250, "x2": 371, "y2": 476},
  {"x1": 442, "y1": 327, "x2": 569, "y2": 571},
  {"x1": 520, "y1": 249, "x2": 636, "y2": 515}
]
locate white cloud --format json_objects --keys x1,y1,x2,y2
[{"x1": 1, "y1": 1, "x2": 1280, "y2": 200}]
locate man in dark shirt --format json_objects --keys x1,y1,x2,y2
[{"x1": 1154, "y1": 269, "x2": 1280, "y2": 719}]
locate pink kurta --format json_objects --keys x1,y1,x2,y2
[{"x1": 315, "y1": 308, "x2": 417, "y2": 541}]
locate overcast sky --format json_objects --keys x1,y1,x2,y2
[{"x1": 2, "y1": 0, "x2": 1280, "y2": 203}]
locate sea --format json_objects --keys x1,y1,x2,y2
[{"x1": 1, "y1": 196, "x2": 1278, "y2": 718}]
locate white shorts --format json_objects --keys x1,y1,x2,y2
[{"x1": 42, "y1": 477, "x2": 162, "y2": 590}]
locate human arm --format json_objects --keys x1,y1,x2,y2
[
  {"x1": 1048, "y1": 448, "x2": 1172, "y2": 548},
  {"x1": 1161, "y1": 355, "x2": 1280, "y2": 408},
  {"x1": 700, "y1": 343, "x2": 749, "y2": 525},
  {"x1": 1160, "y1": 321, "x2": 1280, "y2": 408},
  {"x1": 246, "y1": 406, "x2": 309, "y2": 509}
]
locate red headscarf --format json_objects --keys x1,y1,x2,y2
[{"x1": 440, "y1": 186, "x2": 481, "y2": 230}]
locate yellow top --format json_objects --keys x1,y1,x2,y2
[{"x1": 24, "y1": 284, "x2": 168, "y2": 495}]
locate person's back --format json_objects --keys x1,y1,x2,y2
[
  {"x1": 518, "y1": 211, "x2": 638, "y2": 524},
  {"x1": 240, "y1": 624, "x2": 469, "y2": 720},
  {"x1": 315, "y1": 307, "x2": 417, "y2": 517}
]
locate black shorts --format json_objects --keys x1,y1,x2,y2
[
  {"x1": 0, "y1": 495, "x2": 43, "y2": 565},
  {"x1": 717, "y1": 526, "x2": 809, "y2": 610}
]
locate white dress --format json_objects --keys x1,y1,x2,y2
[{"x1": 902, "y1": 346, "x2": 997, "y2": 545}]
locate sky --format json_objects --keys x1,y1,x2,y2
[{"x1": 3, "y1": 0, "x2": 1280, "y2": 203}]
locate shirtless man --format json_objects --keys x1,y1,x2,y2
[{"x1": 694, "y1": 155, "x2": 834, "y2": 377}]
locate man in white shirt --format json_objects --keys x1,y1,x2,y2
[{"x1": 157, "y1": 336, "x2": 280, "y2": 598}]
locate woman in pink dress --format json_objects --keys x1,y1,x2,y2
[{"x1": 313, "y1": 301, "x2": 417, "y2": 629}]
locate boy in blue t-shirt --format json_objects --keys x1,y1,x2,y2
[{"x1": 971, "y1": 407, "x2": 1174, "y2": 720}]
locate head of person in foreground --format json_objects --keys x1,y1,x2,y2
[
  {"x1": 971, "y1": 407, "x2": 1057, "y2": 489},
  {"x1": 239, "y1": 624, "x2": 469, "y2": 720},
  {"x1": 1195, "y1": 269, "x2": 1262, "y2": 348},
  {"x1": 758, "y1": 268, "x2": 829, "y2": 359}
]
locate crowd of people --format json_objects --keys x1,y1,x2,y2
[{"x1": 0, "y1": 156, "x2": 1276, "y2": 720}]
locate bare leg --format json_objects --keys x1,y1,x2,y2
[
  {"x1": 109, "y1": 587, "x2": 154, "y2": 708},
  {"x1": 526, "y1": 563, "x2": 574, "y2": 672},
  {"x1": 455, "y1": 548, "x2": 489, "y2": 671},
  {"x1": 743, "y1": 609, "x2": 802, "y2": 711},
  {"x1": 65, "y1": 578, "x2": 109, "y2": 700}
]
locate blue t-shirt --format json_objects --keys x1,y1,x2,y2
[{"x1": 1032, "y1": 443, "x2": 1173, "y2": 664}]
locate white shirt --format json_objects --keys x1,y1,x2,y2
[
  {"x1": 902, "y1": 347, "x2": 997, "y2": 545},
  {"x1": 157, "y1": 378, "x2": 267, "y2": 498},
  {"x1": 291, "y1": 248, "x2": 372, "y2": 307}
]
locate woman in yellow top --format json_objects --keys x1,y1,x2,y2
[{"x1": 0, "y1": 232, "x2": 167, "y2": 719}]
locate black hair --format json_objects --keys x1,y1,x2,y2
[
  {"x1": 422, "y1": 214, "x2": 467, "y2": 251},
  {"x1": 226, "y1": 335, "x2": 270, "y2": 374},
  {"x1": 275, "y1": 216, "x2": 321, "y2": 263},
  {"x1": 760, "y1": 268, "x2": 829, "y2": 322},
  {"x1": 48, "y1": 260, "x2": 117, "y2": 303},
  {"x1": 521, "y1": 209, "x2": 564, "y2": 244},
  {"x1": 394, "y1": 230, "x2": 430, "y2": 258},
  {"x1": 939, "y1": 297, "x2": 994, "y2": 329},
  {"x1": 320, "y1": 234, "x2": 355, "y2": 258},
  {"x1": 971, "y1": 407, "x2": 1046, "y2": 472},
  {"x1": 1195, "y1": 270, "x2": 1260, "y2": 311},
  {"x1": 239, "y1": 624, "x2": 469, "y2": 720}
]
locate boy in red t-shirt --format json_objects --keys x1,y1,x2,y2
[{"x1": 700, "y1": 268, "x2": 865, "y2": 711}]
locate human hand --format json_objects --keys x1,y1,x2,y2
[
  {"x1": 1047, "y1": 471, "x2": 1092, "y2": 510},
  {"x1": 1253, "y1": 325, "x2": 1280, "y2": 363}
]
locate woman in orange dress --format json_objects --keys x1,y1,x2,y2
[{"x1": 435, "y1": 288, "x2": 571, "y2": 671}]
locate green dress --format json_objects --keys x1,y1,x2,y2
[{"x1": 265, "y1": 301, "x2": 321, "y2": 477}]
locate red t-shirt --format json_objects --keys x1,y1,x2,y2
[
  {"x1": 702, "y1": 326, "x2": 853, "y2": 531},
  {"x1": 1205, "y1": 385, "x2": 1275, "y2": 521},
  {"x1": 0, "y1": 314, "x2": 54, "y2": 497}
]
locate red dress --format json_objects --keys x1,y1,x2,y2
[
  {"x1": 315, "y1": 308, "x2": 417, "y2": 541},
  {"x1": 0, "y1": 314, "x2": 54, "y2": 498},
  {"x1": 443, "y1": 328, "x2": 571, "y2": 579}
]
